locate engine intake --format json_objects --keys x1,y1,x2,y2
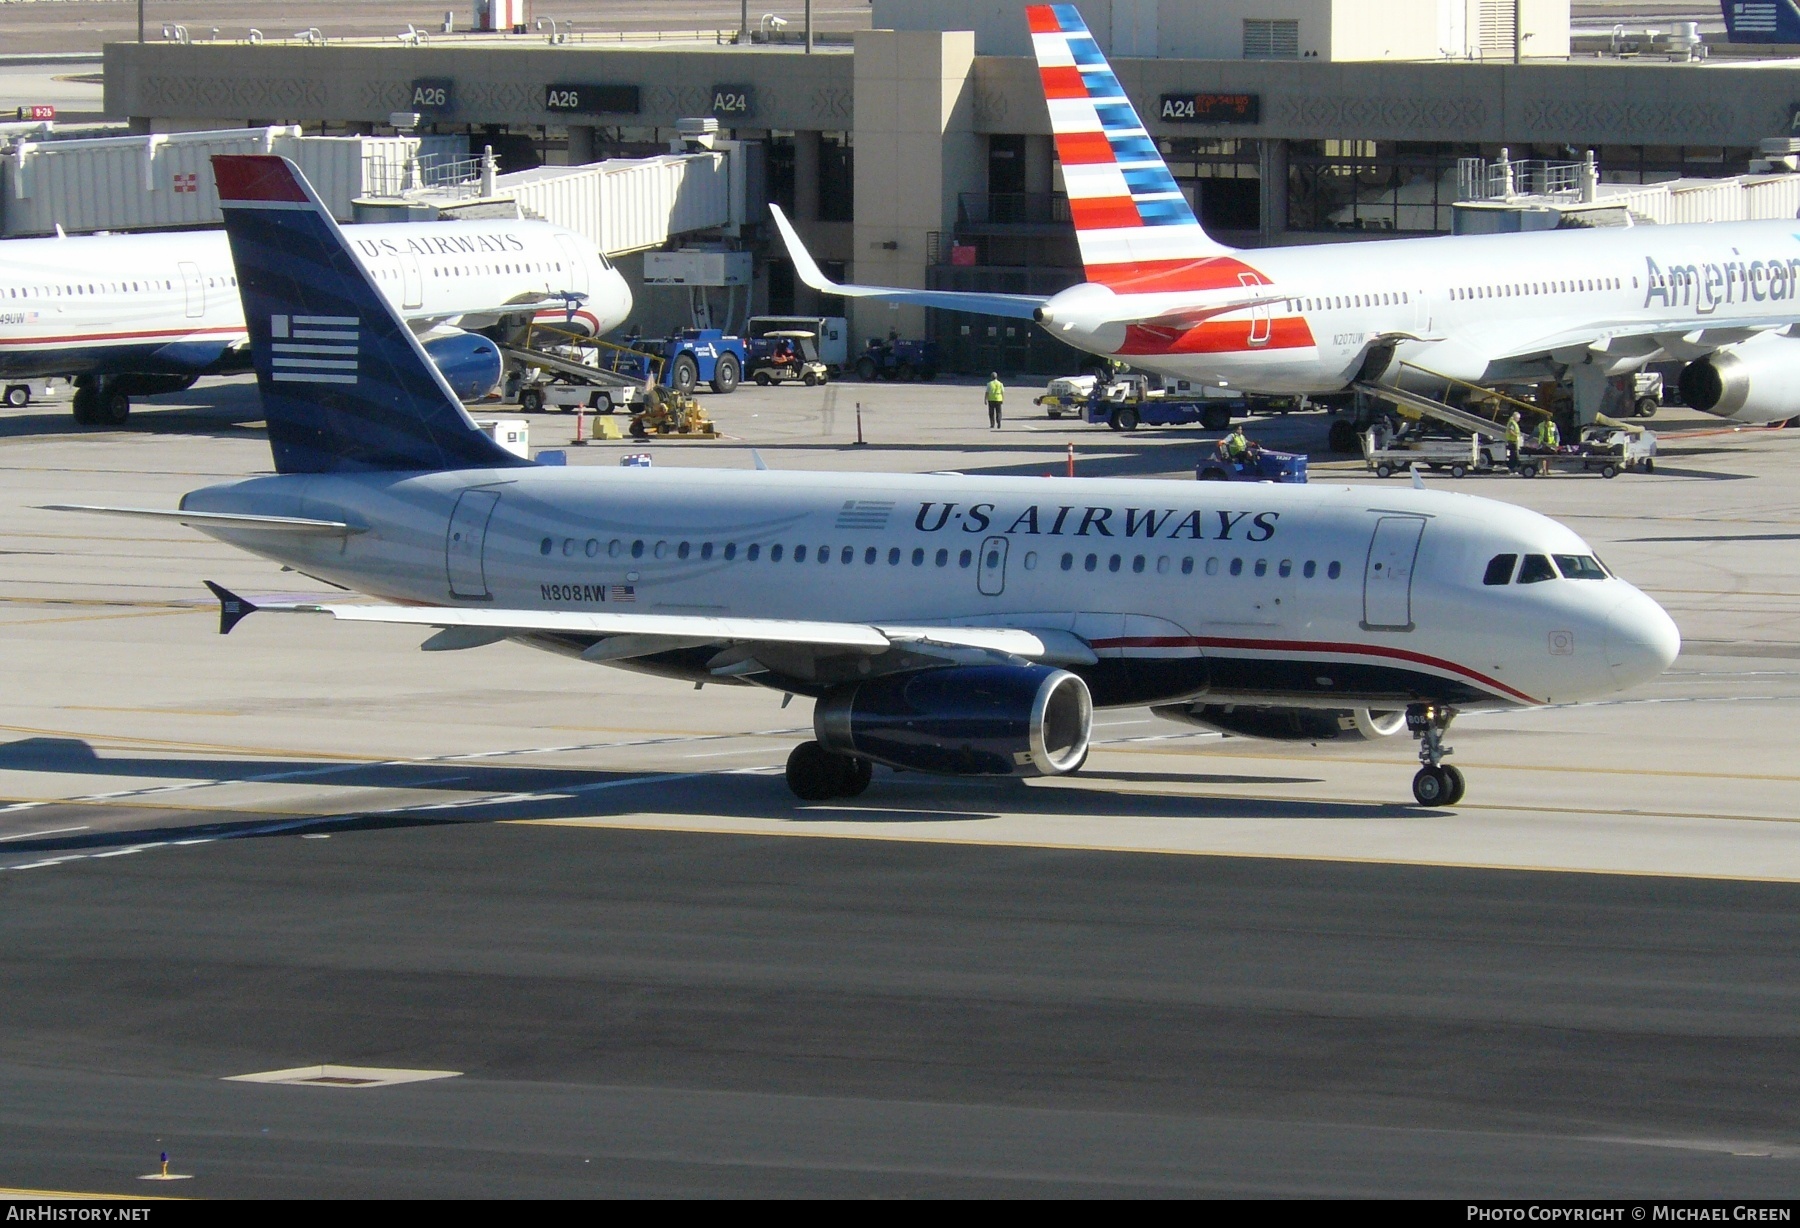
[
  {"x1": 815, "y1": 664, "x2": 1092, "y2": 777},
  {"x1": 1678, "y1": 336, "x2": 1800, "y2": 425},
  {"x1": 421, "y1": 332, "x2": 504, "y2": 402},
  {"x1": 1153, "y1": 703, "x2": 1407, "y2": 742}
]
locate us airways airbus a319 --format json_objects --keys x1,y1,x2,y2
[
  {"x1": 0, "y1": 213, "x2": 629, "y2": 425},
  {"x1": 775, "y1": 3, "x2": 1800, "y2": 427},
  {"x1": 54, "y1": 154, "x2": 1679, "y2": 808}
]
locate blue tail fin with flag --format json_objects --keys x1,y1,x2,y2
[
  {"x1": 211, "y1": 154, "x2": 529, "y2": 475},
  {"x1": 1721, "y1": 1, "x2": 1800, "y2": 42}
]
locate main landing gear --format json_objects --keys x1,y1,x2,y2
[
  {"x1": 785, "y1": 740, "x2": 873, "y2": 802},
  {"x1": 1407, "y1": 703, "x2": 1465, "y2": 806}
]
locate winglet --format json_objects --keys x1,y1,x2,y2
[
  {"x1": 768, "y1": 204, "x2": 839, "y2": 295},
  {"x1": 204, "y1": 581, "x2": 258, "y2": 635}
]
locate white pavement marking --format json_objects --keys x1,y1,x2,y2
[{"x1": 0, "y1": 825, "x2": 86, "y2": 841}]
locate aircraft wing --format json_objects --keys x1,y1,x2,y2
[
  {"x1": 1487, "y1": 315, "x2": 1795, "y2": 366},
  {"x1": 44, "y1": 505, "x2": 365, "y2": 534},
  {"x1": 203, "y1": 583, "x2": 1099, "y2": 672},
  {"x1": 769, "y1": 205, "x2": 1047, "y2": 320}
]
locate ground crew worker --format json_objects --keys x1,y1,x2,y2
[
  {"x1": 1223, "y1": 424, "x2": 1250, "y2": 460},
  {"x1": 1504, "y1": 411, "x2": 1523, "y2": 467},
  {"x1": 1534, "y1": 414, "x2": 1561, "y2": 475},
  {"x1": 985, "y1": 372, "x2": 1005, "y2": 429}
]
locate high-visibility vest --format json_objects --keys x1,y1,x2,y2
[
  {"x1": 1505, "y1": 420, "x2": 1523, "y2": 445},
  {"x1": 986, "y1": 380, "x2": 1005, "y2": 403},
  {"x1": 1535, "y1": 419, "x2": 1560, "y2": 447}
]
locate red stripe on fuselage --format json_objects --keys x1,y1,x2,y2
[
  {"x1": 1068, "y1": 197, "x2": 1142, "y2": 230},
  {"x1": 1088, "y1": 634, "x2": 1540, "y2": 706},
  {"x1": 1117, "y1": 314, "x2": 1315, "y2": 356},
  {"x1": 1054, "y1": 131, "x2": 1117, "y2": 166},
  {"x1": 0, "y1": 325, "x2": 243, "y2": 348},
  {"x1": 1039, "y1": 65, "x2": 1087, "y2": 99}
]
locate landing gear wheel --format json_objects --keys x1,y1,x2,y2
[
  {"x1": 709, "y1": 353, "x2": 740, "y2": 394},
  {"x1": 839, "y1": 756, "x2": 873, "y2": 798},
  {"x1": 98, "y1": 386, "x2": 130, "y2": 425},
  {"x1": 1441, "y1": 765, "x2": 1466, "y2": 805},
  {"x1": 71, "y1": 385, "x2": 98, "y2": 426},
  {"x1": 786, "y1": 741, "x2": 869, "y2": 801},
  {"x1": 1412, "y1": 766, "x2": 1450, "y2": 806}
]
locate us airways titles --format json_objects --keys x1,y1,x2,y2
[
  {"x1": 352, "y1": 232, "x2": 528, "y2": 261},
  {"x1": 1643, "y1": 252, "x2": 1800, "y2": 313},
  {"x1": 913, "y1": 500, "x2": 1279, "y2": 541}
]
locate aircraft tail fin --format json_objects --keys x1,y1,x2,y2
[
  {"x1": 1025, "y1": 4, "x2": 1237, "y2": 292},
  {"x1": 1720, "y1": 0, "x2": 1800, "y2": 42},
  {"x1": 211, "y1": 154, "x2": 529, "y2": 475}
]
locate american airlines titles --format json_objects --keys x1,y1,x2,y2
[
  {"x1": 1643, "y1": 253, "x2": 1800, "y2": 314},
  {"x1": 914, "y1": 501, "x2": 1279, "y2": 541},
  {"x1": 352, "y1": 233, "x2": 529, "y2": 260}
]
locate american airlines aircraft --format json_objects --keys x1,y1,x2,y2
[
  {"x1": 0, "y1": 217, "x2": 630, "y2": 425},
  {"x1": 55, "y1": 154, "x2": 1680, "y2": 808},
  {"x1": 776, "y1": 3, "x2": 1800, "y2": 426}
]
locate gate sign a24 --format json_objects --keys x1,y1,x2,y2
[
  {"x1": 1158, "y1": 93, "x2": 1259, "y2": 125},
  {"x1": 710, "y1": 85, "x2": 754, "y2": 119}
]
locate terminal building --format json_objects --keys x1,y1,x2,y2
[{"x1": 91, "y1": 0, "x2": 1800, "y2": 372}]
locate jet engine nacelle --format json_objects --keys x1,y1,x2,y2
[
  {"x1": 815, "y1": 664, "x2": 1093, "y2": 777},
  {"x1": 1677, "y1": 332, "x2": 1800, "y2": 425},
  {"x1": 1152, "y1": 703, "x2": 1408, "y2": 742},
  {"x1": 420, "y1": 331, "x2": 503, "y2": 402}
]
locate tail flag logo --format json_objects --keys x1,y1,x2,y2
[{"x1": 269, "y1": 313, "x2": 359, "y2": 386}]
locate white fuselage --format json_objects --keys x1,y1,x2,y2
[
  {"x1": 178, "y1": 466, "x2": 1680, "y2": 712},
  {"x1": 1044, "y1": 219, "x2": 1800, "y2": 405},
  {"x1": 0, "y1": 219, "x2": 631, "y2": 379}
]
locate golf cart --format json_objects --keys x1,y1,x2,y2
[{"x1": 749, "y1": 331, "x2": 830, "y2": 386}]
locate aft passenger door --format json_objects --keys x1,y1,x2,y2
[
  {"x1": 178, "y1": 262, "x2": 205, "y2": 319},
  {"x1": 1240, "y1": 272, "x2": 1271, "y2": 347},
  {"x1": 446, "y1": 488, "x2": 502, "y2": 600},
  {"x1": 1363, "y1": 515, "x2": 1425, "y2": 631}
]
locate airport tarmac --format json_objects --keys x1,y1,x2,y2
[{"x1": 1, "y1": 378, "x2": 1798, "y2": 1196}]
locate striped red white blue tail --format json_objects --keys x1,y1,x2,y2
[{"x1": 1026, "y1": 4, "x2": 1237, "y2": 292}]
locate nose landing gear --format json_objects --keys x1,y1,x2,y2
[{"x1": 1407, "y1": 704, "x2": 1464, "y2": 805}]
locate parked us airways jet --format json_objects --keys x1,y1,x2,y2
[
  {"x1": 54, "y1": 154, "x2": 1680, "y2": 807},
  {"x1": 776, "y1": 3, "x2": 1800, "y2": 426},
  {"x1": 0, "y1": 215, "x2": 629, "y2": 425}
]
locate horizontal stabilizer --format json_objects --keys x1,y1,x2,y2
[
  {"x1": 43, "y1": 504, "x2": 365, "y2": 534},
  {"x1": 768, "y1": 205, "x2": 1046, "y2": 320}
]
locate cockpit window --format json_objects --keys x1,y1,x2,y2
[
  {"x1": 1516, "y1": 554, "x2": 1556, "y2": 584},
  {"x1": 1553, "y1": 554, "x2": 1607, "y2": 580},
  {"x1": 1483, "y1": 553, "x2": 1517, "y2": 586}
]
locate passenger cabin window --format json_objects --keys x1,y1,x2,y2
[
  {"x1": 1553, "y1": 554, "x2": 1607, "y2": 580},
  {"x1": 1483, "y1": 553, "x2": 1517, "y2": 585},
  {"x1": 1517, "y1": 554, "x2": 1556, "y2": 584}
]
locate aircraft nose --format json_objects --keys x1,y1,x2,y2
[{"x1": 1602, "y1": 589, "x2": 1681, "y2": 688}]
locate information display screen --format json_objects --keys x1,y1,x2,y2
[
  {"x1": 1158, "y1": 93, "x2": 1260, "y2": 125},
  {"x1": 544, "y1": 83, "x2": 642, "y2": 115}
]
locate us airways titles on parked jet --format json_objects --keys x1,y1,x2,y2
[
  {"x1": 773, "y1": 3, "x2": 1800, "y2": 426},
  {"x1": 0, "y1": 214, "x2": 629, "y2": 425},
  {"x1": 51, "y1": 153, "x2": 1679, "y2": 809}
]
